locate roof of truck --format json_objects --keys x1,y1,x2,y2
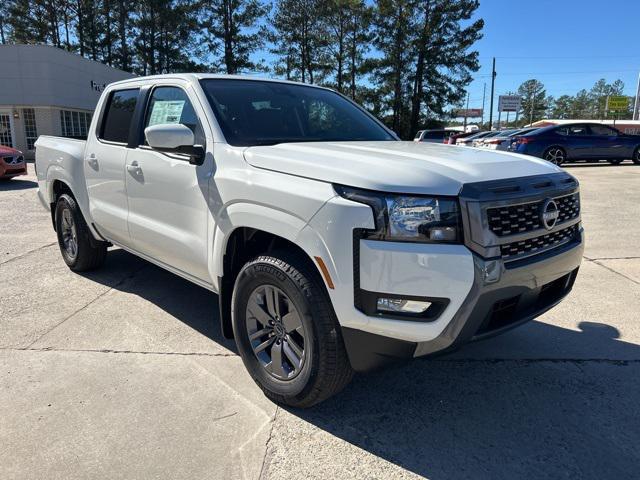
[{"x1": 108, "y1": 73, "x2": 332, "y2": 91}]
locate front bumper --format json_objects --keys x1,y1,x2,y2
[
  {"x1": 342, "y1": 230, "x2": 583, "y2": 371},
  {"x1": 0, "y1": 163, "x2": 27, "y2": 178}
]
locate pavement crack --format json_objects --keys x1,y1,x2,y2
[
  {"x1": 258, "y1": 406, "x2": 278, "y2": 480},
  {"x1": 584, "y1": 255, "x2": 640, "y2": 261},
  {"x1": 1, "y1": 242, "x2": 56, "y2": 265},
  {"x1": 23, "y1": 264, "x2": 149, "y2": 348},
  {"x1": 4, "y1": 346, "x2": 237, "y2": 357},
  {"x1": 583, "y1": 257, "x2": 640, "y2": 286}
]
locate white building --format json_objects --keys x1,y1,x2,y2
[{"x1": 0, "y1": 44, "x2": 135, "y2": 158}]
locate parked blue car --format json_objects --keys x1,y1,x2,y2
[{"x1": 511, "y1": 123, "x2": 640, "y2": 166}]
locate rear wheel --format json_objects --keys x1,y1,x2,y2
[
  {"x1": 232, "y1": 252, "x2": 353, "y2": 408},
  {"x1": 55, "y1": 194, "x2": 107, "y2": 271},
  {"x1": 543, "y1": 147, "x2": 566, "y2": 166},
  {"x1": 633, "y1": 147, "x2": 640, "y2": 165}
]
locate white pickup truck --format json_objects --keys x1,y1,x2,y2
[{"x1": 35, "y1": 74, "x2": 584, "y2": 407}]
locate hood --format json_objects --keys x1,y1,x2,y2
[
  {"x1": 0, "y1": 146, "x2": 21, "y2": 156},
  {"x1": 243, "y1": 141, "x2": 562, "y2": 196}
]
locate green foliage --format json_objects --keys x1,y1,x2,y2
[
  {"x1": 517, "y1": 79, "x2": 548, "y2": 124},
  {"x1": 545, "y1": 79, "x2": 633, "y2": 121},
  {"x1": 201, "y1": 0, "x2": 270, "y2": 74},
  {"x1": 1, "y1": 0, "x2": 484, "y2": 136},
  {"x1": 370, "y1": 0, "x2": 483, "y2": 138}
]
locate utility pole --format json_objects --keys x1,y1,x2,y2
[
  {"x1": 481, "y1": 83, "x2": 486, "y2": 126},
  {"x1": 463, "y1": 91, "x2": 470, "y2": 130},
  {"x1": 488, "y1": 58, "x2": 496, "y2": 130},
  {"x1": 634, "y1": 72, "x2": 640, "y2": 121},
  {"x1": 529, "y1": 91, "x2": 534, "y2": 126}
]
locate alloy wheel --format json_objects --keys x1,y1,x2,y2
[
  {"x1": 544, "y1": 148, "x2": 565, "y2": 165},
  {"x1": 60, "y1": 208, "x2": 78, "y2": 259},
  {"x1": 245, "y1": 285, "x2": 306, "y2": 380}
]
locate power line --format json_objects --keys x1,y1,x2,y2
[
  {"x1": 479, "y1": 55, "x2": 640, "y2": 60},
  {"x1": 475, "y1": 69, "x2": 639, "y2": 77}
]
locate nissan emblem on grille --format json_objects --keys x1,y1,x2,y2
[{"x1": 540, "y1": 198, "x2": 559, "y2": 230}]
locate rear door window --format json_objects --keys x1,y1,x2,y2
[
  {"x1": 556, "y1": 125, "x2": 587, "y2": 136},
  {"x1": 588, "y1": 125, "x2": 618, "y2": 136},
  {"x1": 100, "y1": 89, "x2": 139, "y2": 143}
]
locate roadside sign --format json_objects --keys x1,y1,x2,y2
[
  {"x1": 607, "y1": 96, "x2": 629, "y2": 112},
  {"x1": 455, "y1": 108, "x2": 483, "y2": 117},
  {"x1": 498, "y1": 95, "x2": 521, "y2": 112}
]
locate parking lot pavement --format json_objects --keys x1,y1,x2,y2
[{"x1": 1, "y1": 162, "x2": 639, "y2": 479}]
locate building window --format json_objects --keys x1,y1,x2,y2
[
  {"x1": 23, "y1": 108, "x2": 38, "y2": 150},
  {"x1": 60, "y1": 110, "x2": 92, "y2": 139},
  {"x1": 0, "y1": 114, "x2": 13, "y2": 147}
]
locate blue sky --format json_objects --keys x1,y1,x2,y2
[{"x1": 468, "y1": 0, "x2": 640, "y2": 121}]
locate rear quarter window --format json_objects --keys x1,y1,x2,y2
[{"x1": 99, "y1": 89, "x2": 139, "y2": 143}]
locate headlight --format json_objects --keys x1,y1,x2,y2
[{"x1": 335, "y1": 185, "x2": 462, "y2": 243}]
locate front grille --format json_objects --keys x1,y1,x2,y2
[
  {"x1": 487, "y1": 193, "x2": 580, "y2": 236},
  {"x1": 500, "y1": 224, "x2": 579, "y2": 261},
  {"x1": 2, "y1": 155, "x2": 23, "y2": 165}
]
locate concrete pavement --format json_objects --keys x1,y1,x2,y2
[{"x1": 1, "y1": 161, "x2": 639, "y2": 479}]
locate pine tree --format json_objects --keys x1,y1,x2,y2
[
  {"x1": 270, "y1": 0, "x2": 329, "y2": 84},
  {"x1": 517, "y1": 79, "x2": 547, "y2": 124},
  {"x1": 201, "y1": 0, "x2": 270, "y2": 74},
  {"x1": 408, "y1": 0, "x2": 483, "y2": 137}
]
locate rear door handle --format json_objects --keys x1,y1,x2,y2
[{"x1": 86, "y1": 156, "x2": 98, "y2": 169}]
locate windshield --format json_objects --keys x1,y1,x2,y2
[{"x1": 199, "y1": 79, "x2": 396, "y2": 147}]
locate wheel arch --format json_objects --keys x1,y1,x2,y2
[
  {"x1": 46, "y1": 168, "x2": 100, "y2": 240},
  {"x1": 215, "y1": 221, "x2": 334, "y2": 340}
]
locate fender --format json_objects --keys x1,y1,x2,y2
[
  {"x1": 210, "y1": 202, "x2": 314, "y2": 291},
  {"x1": 45, "y1": 165, "x2": 103, "y2": 241}
]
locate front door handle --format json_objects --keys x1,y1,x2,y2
[{"x1": 126, "y1": 161, "x2": 142, "y2": 174}]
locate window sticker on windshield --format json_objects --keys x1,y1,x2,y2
[{"x1": 148, "y1": 100, "x2": 185, "y2": 126}]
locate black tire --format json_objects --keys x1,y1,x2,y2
[
  {"x1": 231, "y1": 251, "x2": 353, "y2": 408},
  {"x1": 54, "y1": 193, "x2": 107, "y2": 271},
  {"x1": 543, "y1": 146, "x2": 566, "y2": 166},
  {"x1": 607, "y1": 158, "x2": 624, "y2": 165},
  {"x1": 633, "y1": 147, "x2": 640, "y2": 165}
]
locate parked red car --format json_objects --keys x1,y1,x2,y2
[{"x1": 0, "y1": 146, "x2": 27, "y2": 179}]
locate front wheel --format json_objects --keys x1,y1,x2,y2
[
  {"x1": 543, "y1": 147, "x2": 566, "y2": 166},
  {"x1": 231, "y1": 252, "x2": 353, "y2": 408},
  {"x1": 55, "y1": 194, "x2": 107, "y2": 271},
  {"x1": 633, "y1": 147, "x2": 640, "y2": 165}
]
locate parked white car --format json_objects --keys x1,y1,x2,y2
[
  {"x1": 481, "y1": 128, "x2": 539, "y2": 151},
  {"x1": 35, "y1": 74, "x2": 584, "y2": 406}
]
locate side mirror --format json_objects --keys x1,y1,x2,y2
[{"x1": 144, "y1": 124, "x2": 205, "y2": 165}]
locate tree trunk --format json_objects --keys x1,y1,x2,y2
[
  {"x1": 410, "y1": 0, "x2": 431, "y2": 136},
  {"x1": 118, "y1": 0, "x2": 128, "y2": 70},
  {"x1": 104, "y1": 0, "x2": 112, "y2": 65},
  {"x1": 76, "y1": 0, "x2": 85, "y2": 57},
  {"x1": 391, "y1": 3, "x2": 404, "y2": 133},
  {"x1": 223, "y1": 0, "x2": 235, "y2": 74}
]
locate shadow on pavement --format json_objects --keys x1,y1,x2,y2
[
  {"x1": 0, "y1": 178, "x2": 38, "y2": 191},
  {"x1": 80, "y1": 248, "x2": 236, "y2": 352},
  {"x1": 563, "y1": 160, "x2": 638, "y2": 168},
  {"x1": 82, "y1": 248, "x2": 640, "y2": 479},
  {"x1": 288, "y1": 321, "x2": 640, "y2": 479}
]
